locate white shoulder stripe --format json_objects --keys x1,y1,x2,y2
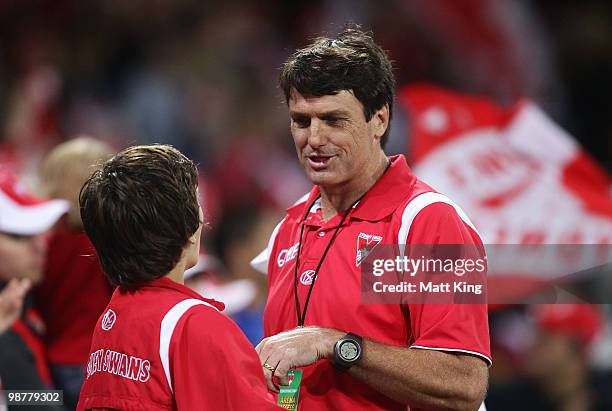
[
  {"x1": 292, "y1": 191, "x2": 311, "y2": 206},
  {"x1": 159, "y1": 298, "x2": 220, "y2": 393},
  {"x1": 397, "y1": 192, "x2": 481, "y2": 258},
  {"x1": 250, "y1": 217, "x2": 285, "y2": 275},
  {"x1": 250, "y1": 191, "x2": 311, "y2": 275}
]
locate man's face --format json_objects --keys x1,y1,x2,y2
[
  {"x1": 288, "y1": 89, "x2": 386, "y2": 188},
  {"x1": 0, "y1": 232, "x2": 48, "y2": 283}
]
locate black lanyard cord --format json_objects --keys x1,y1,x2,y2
[
  {"x1": 293, "y1": 195, "x2": 362, "y2": 327},
  {"x1": 292, "y1": 159, "x2": 392, "y2": 327}
]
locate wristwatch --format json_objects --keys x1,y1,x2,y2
[{"x1": 332, "y1": 333, "x2": 363, "y2": 371}]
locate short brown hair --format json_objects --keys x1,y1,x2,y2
[
  {"x1": 79, "y1": 145, "x2": 200, "y2": 287},
  {"x1": 280, "y1": 24, "x2": 395, "y2": 148}
]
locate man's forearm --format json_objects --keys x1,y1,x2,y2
[
  {"x1": 257, "y1": 326, "x2": 488, "y2": 410},
  {"x1": 345, "y1": 337, "x2": 488, "y2": 411}
]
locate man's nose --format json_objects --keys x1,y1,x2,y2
[{"x1": 307, "y1": 119, "x2": 327, "y2": 148}]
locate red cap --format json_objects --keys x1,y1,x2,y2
[
  {"x1": 534, "y1": 304, "x2": 603, "y2": 346},
  {"x1": 0, "y1": 168, "x2": 69, "y2": 235}
]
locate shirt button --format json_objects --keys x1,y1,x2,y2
[{"x1": 318, "y1": 231, "x2": 325, "y2": 237}]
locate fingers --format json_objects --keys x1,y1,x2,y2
[
  {"x1": 15, "y1": 278, "x2": 32, "y2": 296},
  {"x1": 258, "y1": 340, "x2": 278, "y2": 392},
  {"x1": 257, "y1": 339, "x2": 271, "y2": 373},
  {"x1": 262, "y1": 360, "x2": 292, "y2": 391},
  {"x1": 2, "y1": 278, "x2": 30, "y2": 310},
  {"x1": 0, "y1": 278, "x2": 31, "y2": 334},
  {"x1": 274, "y1": 361, "x2": 291, "y2": 386},
  {"x1": 260, "y1": 349, "x2": 299, "y2": 392},
  {"x1": 255, "y1": 340, "x2": 263, "y2": 356},
  {"x1": 261, "y1": 357, "x2": 280, "y2": 393},
  {"x1": 3, "y1": 278, "x2": 31, "y2": 297},
  {"x1": 258, "y1": 339, "x2": 277, "y2": 393},
  {"x1": 257, "y1": 327, "x2": 332, "y2": 393}
]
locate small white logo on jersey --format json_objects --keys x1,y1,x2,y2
[
  {"x1": 299, "y1": 270, "x2": 316, "y2": 285},
  {"x1": 277, "y1": 242, "x2": 299, "y2": 267},
  {"x1": 101, "y1": 309, "x2": 117, "y2": 331},
  {"x1": 356, "y1": 233, "x2": 383, "y2": 266}
]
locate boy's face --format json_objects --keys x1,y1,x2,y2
[{"x1": 0, "y1": 231, "x2": 48, "y2": 284}]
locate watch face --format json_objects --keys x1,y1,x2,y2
[{"x1": 340, "y1": 341, "x2": 359, "y2": 361}]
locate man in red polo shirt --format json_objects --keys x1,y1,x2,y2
[
  {"x1": 253, "y1": 25, "x2": 490, "y2": 411},
  {"x1": 78, "y1": 145, "x2": 280, "y2": 410}
]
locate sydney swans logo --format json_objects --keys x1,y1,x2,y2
[
  {"x1": 356, "y1": 233, "x2": 383, "y2": 266},
  {"x1": 101, "y1": 309, "x2": 117, "y2": 331}
]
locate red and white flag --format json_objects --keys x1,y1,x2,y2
[
  {"x1": 398, "y1": 84, "x2": 612, "y2": 303},
  {"x1": 399, "y1": 83, "x2": 611, "y2": 245}
]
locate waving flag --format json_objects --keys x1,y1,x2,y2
[{"x1": 398, "y1": 84, "x2": 612, "y2": 303}]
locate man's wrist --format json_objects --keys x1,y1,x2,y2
[{"x1": 320, "y1": 328, "x2": 345, "y2": 360}]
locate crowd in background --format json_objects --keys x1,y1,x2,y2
[{"x1": 0, "y1": 1, "x2": 610, "y2": 410}]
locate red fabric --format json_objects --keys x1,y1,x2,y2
[
  {"x1": 534, "y1": 304, "x2": 603, "y2": 347},
  {"x1": 406, "y1": 203, "x2": 490, "y2": 359},
  {"x1": 35, "y1": 227, "x2": 114, "y2": 365},
  {"x1": 398, "y1": 83, "x2": 612, "y2": 241},
  {"x1": 399, "y1": 83, "x2": 516, "y2": 163},
  {"x1": 77, "y1": 277, "x2": 279, "y2": 411},
  {"x1": 12, "y1": 314, "x2": 53, "y2": 386},
  {"x1": 263, "y1": 155, "x2": 490, "y2": 411},
  {"x1": 562, "y1": 151, "x2": 612, "y2": 219},
  {"x1": 171, "y1": 307, "x2": 278, "y2": 410}
]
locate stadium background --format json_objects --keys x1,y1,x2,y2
[{"x1": 0, "y1": 1, "x2": 610, "y2": 410}]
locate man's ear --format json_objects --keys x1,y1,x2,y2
[{"x1": 372, "y1": 104, "x2": 390, "y2": 141}]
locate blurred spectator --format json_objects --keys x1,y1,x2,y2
[
  {"x1": 0, "y1": 167, "x2": 68, "y2": 410},
  {"x1": 184, "y1": 252, "x2": 259, "y2": 336},
  {"x1": 526, "y1": 304, "x2": 608, "y2": 411},
  {"x1": 0, "y1": 278, "x2": 31, "y2": 335},
  {"x1": 0, "y1": 277, "x2": 30, "y2": 410},
  {"x1": 34, "y1": 137, "x2": 114, "y2": 410},
  {"x1": 210, "y1": 137, "x2": 310, "y2": 212},
  {"x1": 37, "y1": 136, "x2": 113, "y2": 227},
  {"x1": 488, "y1": 304, "x2": 611, "y2": 411},
  {"x1": 1, "y1": 65, "x2": 63, "y2": 181},
  {"x1": 213, "y1": 204, "x2": 283, "y2": 345}
]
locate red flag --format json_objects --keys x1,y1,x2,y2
[
  {"x1": 400, "y1": 83, "x2": 611, "y2": 245},
  {"x1": 399, "y1": 84, "x2": 612, "y2": 304}
]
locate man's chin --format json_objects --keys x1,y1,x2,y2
[{"x1": 304, "y1": 168, "x2": 339, "y2": 186}]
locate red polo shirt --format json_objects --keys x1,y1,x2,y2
[
  {"x1": 78, "y1": 277, "x2": 280, "y2": 411},
  {"x1": 257, "y1": 155, "x2": 491, "y2": 411}
]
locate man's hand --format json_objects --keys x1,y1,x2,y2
[
  {"x1": 256, "y1": 327, "x2": 344, "y2": 392},
  {"x1": 0, "y1": 278, "x2": 31, "y2": 334}
]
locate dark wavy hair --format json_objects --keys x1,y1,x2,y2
[
  {"x1": 280, "y1": 24, "x2": 395, "y2": 148},
  {"x1": 79, "y1": 144, "x2": 200, "y2": 287}
]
